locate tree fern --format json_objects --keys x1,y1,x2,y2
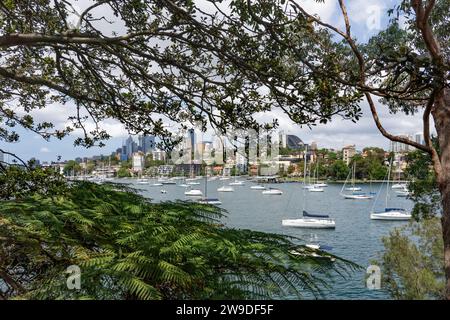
[{"x1": 0, "y1": 181, "x2": 359, "y2": 300}]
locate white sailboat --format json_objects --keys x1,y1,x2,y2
[
  {"x1": 282, "y1": 170, "x2": 335, "y2": 229},
  {"x1": 184, "y1": 187, "x2": 203, "y2": 196},
  {"x1": 229, "y1": 165, "x2": 245, "y2": 186},
  {"x1": 340, "y1": 162, "x2": 373, "y2": 199},
  {"x1": 302, "y1": 146, "x2": 314, "y2": 189},
  {"x1": 137, "y1": 171, "x2": 149, "y2": 185},
  {"x1": 281, "y1": 149, "x2": 336, "y2": 229},
  {"x1": 281, "y1": 214, "x2": 336, "y2": 228},
  {"x1": 309, "y1": 162, "x2": 324, "y2": 192},
  {"x1": 218, "y1": 173, "x2": 234, "y2": 192},
  {"x1": 370, "y1": 159, "x2": 411, "y2": 221},
  {"x1": 198, "y1": 167, "x2": 222, "y2": 205},
  {"x1": 177, "y1": 170, "x2": 189, "y2": 187}
]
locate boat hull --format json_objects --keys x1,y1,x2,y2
[
  {"x1": 342, "y1": 194, "x2": 374, "y2": 199},
  {"x1": 262, "y1": 190, "x2": 283, "y2": 195},
  {"x1": 282, "y1": 218, "x2": 336, "y2": 229},
  {"x1": 370, "y1": 210, "x2": 411, "y2": 220},
  {"x1": 217, "y1": 187, "x2": 234, "y2": 192}
]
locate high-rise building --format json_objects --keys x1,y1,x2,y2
[
  {"x1": 138, "y1": 135, "x2": 155, "y2": 154},
  {"x1": 390, "y1": 134, "x2": 413, "y2": 153},
  {"x1": 120, "y1": 145, "x2": 128, "y2": 161},
  {"x1": 415, "y1": 132, "x2": 424, "y2": 145},
  {"x1": 124, "y1": 135, "x2": 139, "y2": 160}
]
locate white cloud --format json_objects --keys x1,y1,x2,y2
[
  {"x1": 294, "y1": 0, "x2": 338, "y2": 23},
  {"x1": 254, "y1": 97, "x2": 427, "y2": 151},
  {"x1": 40, "y1": 147, "x2": 50, "y2": 153}
]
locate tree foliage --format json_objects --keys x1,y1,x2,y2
[
  {"x1": 0, "y1": 164, "x2": 67, "y2": 200},
  {"x1": 405, "y1": 145, "x2": 442, "y2": 221},
  {"x1": 0, "y1": 0, "x2": 363, "y2": 149},
  {"x1": 377, "y1": 218, "x2": 445, "y2": 300}
]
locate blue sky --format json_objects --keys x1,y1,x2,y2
[{"x1": 1, "y1": 0, "x2": 426, "y2": 163}]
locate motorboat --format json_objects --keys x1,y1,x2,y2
[
  {"x1": 217, "y1": 186, "x2": 234, "y2": 192},
  {"x1": 197, "y1": 198, "x2": 222, "y2": 205},
  {"x1": 178, "y1": 183, "x2": 189, "y2": 188},
  {"x1": 250, "y1": 185, "x2": 266, "y2": 190},
  {"x1": 184, "y1": 188, "x2": 203, "y2": 196},
  {"x1": 370, "y1": 208, "x2": 411, "y2": 220},
  {"x1": 302, "y1": 185, "x2": 314, "y2": 189},
  {"x1": 219, "y1": 177, "x2": 231, "y2": 181},
  {"x1": 262, "y1": 188, "x2": 283, "y2": 195},
  {"x1": 186, "y1": 181, "x2": 200, "y2": 185},
  {"x1": 391, "y1": 183, "x2": 407, "y2": 189},
  {"x1": 151, "y1": 183, "x2": 163, "y2": 186}
]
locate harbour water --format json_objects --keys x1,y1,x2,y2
[{"x1": 122, "y1": 178, "x2": 413, "y2": 299}]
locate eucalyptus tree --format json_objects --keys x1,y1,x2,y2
[
  {"x1": 1, "y1": 0, "x2": 449, "y2": 298},
  {"x1": 232, "y1": 0, "x2": 450, "y2": 297}
]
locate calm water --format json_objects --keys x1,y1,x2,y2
[{"x1": 120, "y1": 178, "x2": 413, "y2": 300}]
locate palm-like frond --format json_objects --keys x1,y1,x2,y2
[{"x1": 0, "y1": 181, "x2": 359, "y2": 300}]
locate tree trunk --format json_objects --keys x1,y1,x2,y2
[{"x1": 433, "y1": 89, "x2": 450, "y2": 299}]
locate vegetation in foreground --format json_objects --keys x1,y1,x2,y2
[
  {"x1": 0, "y1": 178, "x2": 356, "y2": 300},
  {"x1": 378, "y1": 147, "x2": 445, "y2": 299}
]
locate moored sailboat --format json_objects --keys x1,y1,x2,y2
[{"x1": 370, "y1": 159, "x2": 411, "y2": 221}]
